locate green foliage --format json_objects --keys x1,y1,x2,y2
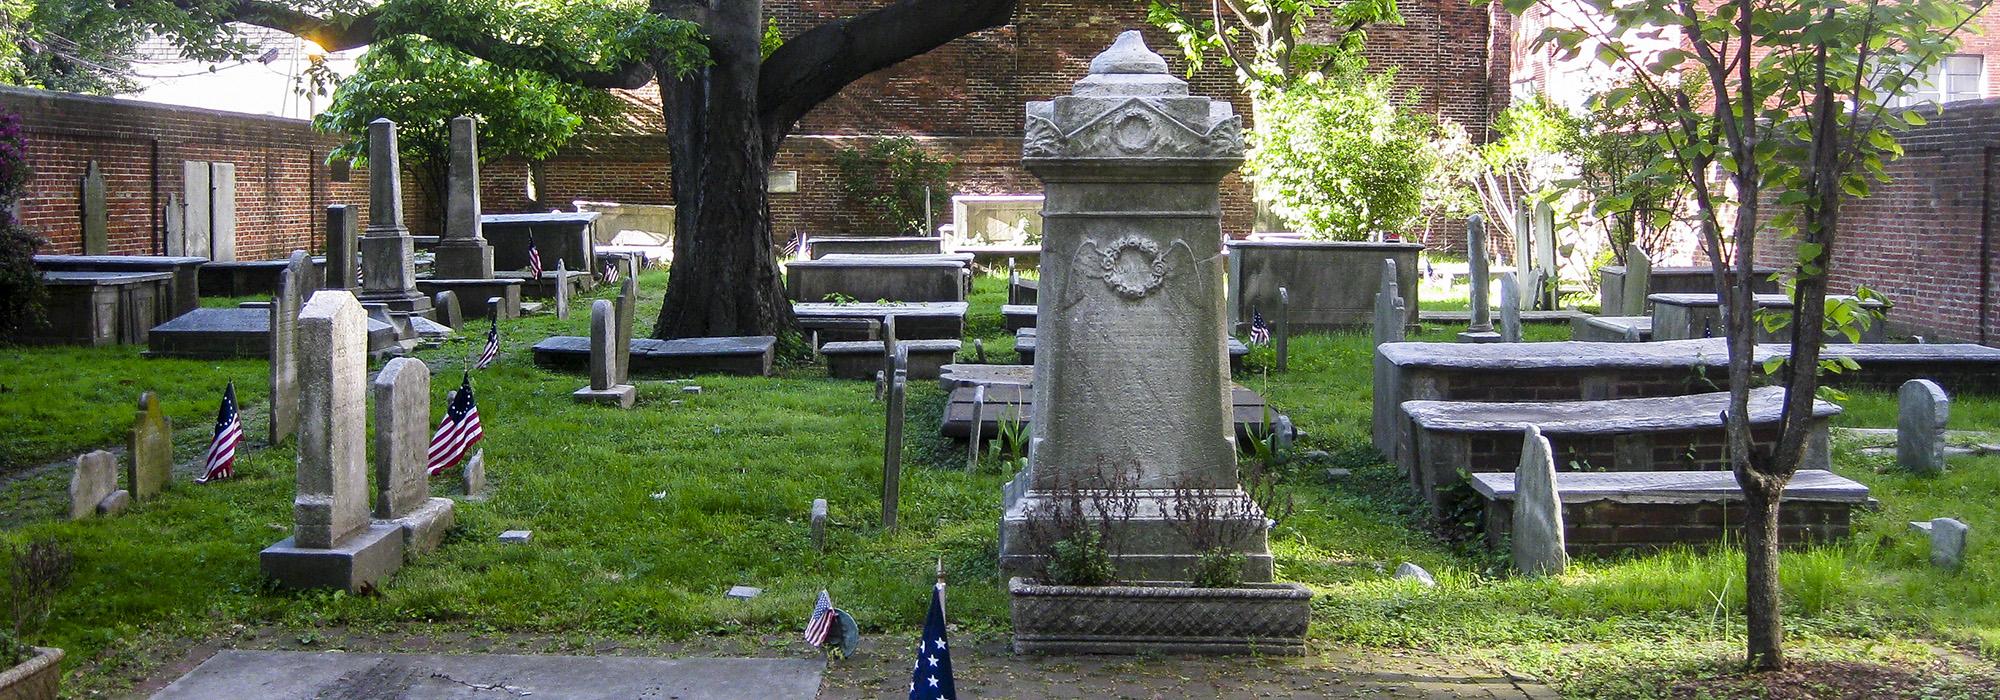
[
  {"x1": 1146, "y1": 0, "x2": 1401, "y2": 89},
  {"x1": 760, "y1": 18, "x2": 783, "y2": 59},
  {"x1": 1247, "y1": 69, "x2": 1446, "y2": 240},
  {"x1": 2, "y1": 537, "x2": 73, "y2": 665},
  {"x1": 1189, "y1": 547, "x2": 1246, "y2": 588},
  {"x1": 833, "y1": 137, "x2": 954, "y2": 235},
  {"x1": 1046, "y1": 530, "x2": 1117, "y2": 587},
  {"x1": 0, "y1": 108, "x2": 43, "y2": 342},
  {"x1": 367, "y1": 0, "x2": 707, "y2": 86}
]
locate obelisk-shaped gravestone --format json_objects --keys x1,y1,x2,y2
[
  {"x1": 1498, "y1": 271, "x2": 1523, "y2": 342},
  {"x1": 261, "y1": 291, "x2": 405, "y2": 591},
  {"x1": 81, "y1": 161, "x2": 108, "y2": 255},
  {"x1": 1458, "y1": 216, "x2": 1501, "y2": 343},
  {"x1": 269, "y1": 250, "x2": 310, "y2": 444},
  {"x1": 372, "y1": 357, "x2": 456, "y2": 555},
  {"x1": 356, "y1": 119, "x2": 432, "y2": 319},
  {"x1": 999, "y1": 32, "x2": 1270, "y2": 582},
  {"x1": 325, "y1": 205, "x2": 359, "y2": 290},
  {"x1": 434, "y1": 117, "x2": 496, "y2": 280}
]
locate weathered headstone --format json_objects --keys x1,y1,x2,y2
[
  {"x1": 999, "y1": 32, "x2": 1270, "y2": 581},
  {"x1": 1923, "y1": 517, "x2": 1967, "y2": 569},
  {"x1": 810, "y1": 498, "x2": 829, "y2": 551},
  {"x1": 1511, "y1": 426, "x2": 1567, "y2": 576},
  {"x1": 269, "y1": 251, "x2": 310, "y2": 444},
  {"x1": 372, "y1": 357, "x2": 456, "y2": 556},
  {"x1": 874, "y1": 370, "x2": 886, "y2": 402},
  {"x1": 1394, "y1": 562, "x2": 1437, "y2": 587},
  {"x1": 614, "y1": 276, "x2": 636, "y2": 384},
  {"x1": 967, "y1": 384, "x2": 986, "y2": 469},
  {"x1": 1498, "y1": 271, "x2": 1523, "y2": 343},
  {"x1": 325, "y1": 205, "x2": 359, "y2": 290},
  {"x1": 883, "y1": 369, "x2": 907, "y2": 530},
  {"x1": 174, "y1": 161, "x2": 211, "y2": 259},
  {"x1": 81, "y1": 161, "x2": 108, "y2": 255},
  {"x1": 1457, "y1": 215, "x2": 1501, "y2": 343},
  {"x1": 433, "y1": 290, "x2": 462, "y2": 330},
  {"x1": 260, "y1": 290, "x2": 405, "y2": 592},
  {"x1": 1532, "y1": 200, "x2": 1557, "y2": 309},
  {"x1": 1275, "y1": 286, "x2": 1290, "y2": 372},
  {"x1": 1620, "y1": 243, "x2": 1651, "y2": 317},
  {"x1": 499, "y1": 530, "x2": 532, "y2": 543},
  {"x1": 881, "y1": 315, "x2": 900, "y2": 383},
  {"x1": 128, "y1": 392, "x2": 171, "y2": 500},
  {"x1": 554, "y1": 260, "x2": 571, "y2": 320},
  {"x1": 356, "y1": 119, "x2": 432, "y2": 319},
  {"x1": 69, "y1": 450, "x2": 126, "y2": 519},
  {"x1": 1372, "y1": 259, "x2": 1405, "y2": 347},
  {"x1": 1898, "y1": 379, "x2": 1950, "y2": 474},
  {"x1": 574, "y1": 299, "x2": 636, "y2": 407},
  {"x1": 1270, "y1": 415, "x2": 1295, "y2": 455},
  {"x1": 434, "y1": 116, "x2": 496, "y2": 280},
  {"x1": 209, "y1": 162, "x2": 237, "y2": 263},
  {"x1": 974, "y1": 338, "x2": 987, "y2": 364}
]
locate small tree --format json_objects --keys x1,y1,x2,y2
[
  {"x1": 832, "y1": 136, "x2": 953, "y2": 235},
  {"x1": 1510, "y1": 0, "x2": 1985, "y2": 670},
  {"x1": 1249, "y1": 68, "x2": 1448, "y2": 240}
]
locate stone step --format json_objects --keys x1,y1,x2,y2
[
  {"x1": 791, "y1": 301, "x2": 966, "y2": 340},
  {"x1": 941, "y1": 383, "x2": 1288, "y2": 445},
  {"x1": 1014, "y1": 327, "x2": 1247, "y2": 370},
  {"x1": 1472, "y1": 468, "x2": 1870, "y2": 555},
  {"x1": 529, "y1": 335, "x2": 775, "y2": 377}
]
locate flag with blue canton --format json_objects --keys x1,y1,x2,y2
[
  {"x1": 1249, "y1": 309, "x2": 1271, "y2": 345},
  {"x1": 475, "y1": 315, "x2": 500, "y2": 369},
  {"x1": 804, "y1": 590, "x2": 835, "y2": 648},
  {"x1": 197, "y1": 382, "x2": 243, "y2": 483},
  {"x1": 427, "y1": 372, "x2": 484, "y2": 476},
  {"x1": 907, "y1": 581, "x2": 956, "y2": 700}
]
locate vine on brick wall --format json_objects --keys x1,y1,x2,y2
[{"x1": 833, "y1": 137, "x2": 954, "y2": 236}]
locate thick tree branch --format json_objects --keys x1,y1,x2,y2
[{"x1": 756, "y1": 0, "x2": 1018, "y2": 151}]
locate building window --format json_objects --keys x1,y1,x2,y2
[{"x1": 1886, "y1": 54, "x2": 1984, "y2": 108}]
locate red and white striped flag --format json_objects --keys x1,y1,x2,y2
[
  {"x1": 526, "y1": 240, "x2": 544, "y2": 278},
  {"x1": 475, "y1": 315, "x2": 499, "y2": 369},
  {"x1": 197, "y1": 382, "x2": 243, "y2": 483},
  {"x1": 603, "y1": 260, "x2": 620, "y2": 284},
  {"x1": 804, "y1": 590, "x2": 836, "y2": 648},
  {"x1": 427, "y1": 373, "x2": 484, "y2": 475}
]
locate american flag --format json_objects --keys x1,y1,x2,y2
[
  {"x1": 603, "y1": 260, "x2": 620, "y2": 284},
  {"x1": 804, "y1": 590, "x2": 836, "y2": 648},
  {"x1": 782, "y1": 233, "x2": 804, "y2": 259},
  {"x1": 475, "y1": 315, "x2": 500, "y2": 369},
  {"x1": 427, "y1": 373, "x2": 484, "y2": 476},
  {"x1": 526, "y1": 240, "x2": 544, "y2": 278},
  {"x1": 197, "y1": 382, "x2": 242, "y2": 483},
  {"x1": 907, "y1": 581, "x2": 956, "y2": 700},
  {"x1": 1249, "y1": 309, "x2": 1271, "y2": 345}
]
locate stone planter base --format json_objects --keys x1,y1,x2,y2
[
  {"x1": 1009, "y1": 578, "x2": 1310, "y2": 655},
  {"x1": 0, "y1": 646, "x2": 63, "y2": 700}
]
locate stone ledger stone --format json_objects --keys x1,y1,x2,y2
[
  {"x1": 1510, "y1": 426, "x2": 1567, "y2": 576},
  {"x1": 999, "y1": 31, "x2": 1271, "y2": 583},
  {"x1": 128, "y1": 391, "x2": 172, "y2": 500},
  {"x1": 433, "y1": 116, "x2": 496, "y2": 280},
  {"x1": 574, "y1": 299, "x2": 636, "y2": 407},
  {"x1": 70, "y1": 450, "x2": 126, "y2": 519},
  {"x1": 1898, "y1": 379, "x2": 1949, "y2": 474}
]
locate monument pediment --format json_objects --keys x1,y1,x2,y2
[{"x1": 1024, "y1": 98, "x2": 1241, "y2": 160}]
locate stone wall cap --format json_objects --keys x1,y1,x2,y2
[
  {"x1": 482, "y1": 212, "x2": 601, "y2": 224},
  {"x1": 1403, "y1": 386, "x2": 1839, "y2": 434},
  {"x1": 37, "y1": 254, "x2": 209, "y2": 265},
  {"x1": 1227, "y1": 239, "x2": 1427, "y2": 252},
  {"x1": 1648, "y1": 292, "x2": 1886, "y2": 308},
  {"x1": 40, "y1": 270, "x2": 173, "y2": 285},
  {"x1": 1471, "y1": 469, "x2": 1872, "y2": 504},
  {"x1": 1378, "y1": 338, "x2": 1735, "y2": 369}
]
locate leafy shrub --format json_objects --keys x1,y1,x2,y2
[
  {"x1": 1247, "y1": 69, "x2": 1447, "y2": 241},
  {"x1": 834, "y1": 137, "x2": 953, "y2": 235},
  {"x1": 1188, "y1": 547, "x2": 1246, "y2": 588},
  {"x1": 0, "y1": 108, "x2": 45, "y2": 341},
  {"x1": 1046, "y1": 530, "x2": 1116, "y2": 587}
]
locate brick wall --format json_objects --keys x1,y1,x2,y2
[
  {"x1": 1, "y1": 85, "x2": 370, "y2": 260},
  {"x1": 1754, "y1": 98, "x2": 2000, "y2": 346},
  {"x1": 1483, "y1": 498, "x2": 1853, "y2": 554}
]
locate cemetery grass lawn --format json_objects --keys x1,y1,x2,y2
[{"x1": 2, "y1": 272, "x2": 1997, "y2": 698}]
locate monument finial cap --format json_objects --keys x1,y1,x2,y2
[{"x1": 1089, "y1": 31, "x2": 1169, "y2": 75}]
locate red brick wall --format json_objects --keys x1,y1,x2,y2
[
  {"x1": 1755, "y1": 99, "x2": 2000, "y2": 346},
  {"x1": 2, "y1": 85, "x2": 370, "y2": 259}
]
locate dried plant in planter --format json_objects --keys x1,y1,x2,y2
[
  {"x1": 1022, "y1": 458, "x2": 1141, "y2": 585},
  {"x1": 4, "y1": 538, "x2": 73, "y2": 665},
  {"x1": 1166, "y1": 457, "x2": 1296, "y2": 588}
]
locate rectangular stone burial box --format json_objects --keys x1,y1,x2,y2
[
  {"x1": 415, "y1": 279, "x2": 521, "y2": 320},
  {"x1": 1227, "y1": 240, "x2": 1423, "y2": 331},
  {"x1": 482, "y1": 212, "x2": 600, "y2": 276},
  {"x1": 1014, "y1": 327, "x2": 1247, "y2": 372},
  {"x1": 785, "y1": 256, "x2": 967, "y2": 303},
  {"x1": 200, "y1": 259, "x2": 321, "y2": 298},
  {"x1": 1400, "y1": 387, "x2": 1838, "y2": 517},
  {"x1": 1002, "y1": 304, "x2": 1037, "y2": 332},
  {"x1": 1600, "y1": 264, "x2": 1782, "y2": 316},
  {"x1": 34, "y1": 255, "x2": 206, "y2": 321},
  {"x1": 823, "y1": 339, "x2": 960, "y2": 380},
  {"x1": 20, "y1": 271, "x2": 171, "y2": 346},
  {"x1": 530, "y1": 335, "x2": 776, "y2": 377},
  {"x1": 791, "y1": 301, "x2": 966, "y2": 340},
  {"x1": 1473, "y1": 469, "x2": 1870, "y2": 555},
  {"x1": 807, "y1": 236, "x2": 945, "y2": 259},
  {"x1": 1650, "y1": 292, "x2": 1890, "y2": 343},
  {"x1": 1570, "y1": 315, "x2": 1652, "y2": 342}
]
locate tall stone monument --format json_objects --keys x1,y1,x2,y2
[
  {"x1": 434, "y1": 116, "x2": 495, "y2": 279},
  {"x1": 356, "y1": 119, "x2": 434, "y2": 321},
  {"x1": 1458, "y1": 215, "x2": 1501, "y2": 343},
  {"x1": 261, "y1": 290, "x2": 405, "y2": 591},
  {"x1": 999, "y1": 32, "x2": 1271, "y2": 582}
]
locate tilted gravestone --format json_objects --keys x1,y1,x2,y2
[
  {"x1": 1898, "y1": 379, "x2": 1950, "y2": 474},
  {"x1": 1511, "y1": 426, "x2": 1567, "y2": 577},
  {"x1": 573, "y1": 299, "x2": 636, "y2": 407},
  {"x1": 1925, "y1": 517, "x2": 1967, "y2": 570},
  {"x1": 269, "y1": 251, "x2": 310, "y2": 444},
  {"x1": 81, "y1": 160, "x2": 108, "y2": 255},
  {"x1": 434, "y1": 116, "x2": 496, "y2": 280},
  {"x1": 260, "y1": 290, "x2": 405, "y2": 592},
  {"x1": 434, "y1": 290, "x2": 462, "y2": 330},
  {"x1": 883, "y1": 369, "x2": 907, "y2": 530},
  {"x1": 1457, "y1": 215, "x2": 1501, "y2": 343},
  {"x1": 69, "y1": 450, "x2": 127, "y2": 520},
  {"x1": 128, "y1": 392, "x2": 172, "y2": 500},
  {"x1": 1620, "y1": 244, "x2": 1652, "y2": 317},
  {"x1": 372, "y1": 357, "x2": 455, "y2": 556},
  {"x1": 325, "y1": 205, "x2": 359, "y2": 290},
  {"x1": 1498, "y1": 271, "x2": 1523, "y2": 343}
]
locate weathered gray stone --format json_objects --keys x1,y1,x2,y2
[
  {"x1": 1458, "y1": 216, "x2": 1500, "y2": 343},
  {"x1": 530, "y1": 335, "x2": 777, "y2": 377},
  {"x1": 810, "y1": 498, "x2": 828, "y2": 550},
  {"x1": 499, "y1": 529, "x2": 531, "y2": 543},
  {"x1": 324, "y1": 205, "x2": 358, "y2": 290},
  {"x1": 1000, "y1": 32, "x2": 1270, "y2": 583},
  {"x1": 1898, "y1": 379, "x2": 1950, "y2": 474},
  {"x1": 554, "y1": 260, "x2": 571, "y2": 320},
  {"x1": 460, "y1": 445, "x2": 486, "y2": 499},
  {"x1": 259, "y1": 522, "x2": 404, "y2": 592},
  {"x1": 785, "y1": 257, "x2": 966, "y2": 303},
  {"x1": 357, "y1": 119, "x2": 431, "y2": 318},
  {"x1": 292, "y1": 291, "x2": 371, "y2": 549},
  {"x1": 153, "y1": 650, "x2": 824, "y2": 700},
  {"x1": 1915, "y1": 517, "x2": 1967, "y2": 569},
  {"x1": 1620, "y1": 244, "x2": 1651, "y2": 316},
  {"x1": 1531, "y1": 200, "x2": 1556, "y2": 309},
  {"x1": 81, "y1": 161, "x2": 107, "y2": 255},
  {"x1": 433, "y1": 116, "x2": 496, "y2": 280},
  {"x1": 884, "y1": 371, "x2": 906, "y2": 529},
  {"x1": 69, "y1": 450, "x2": 123, "y2": 520},
  {"x1": 725, "y1": 585, "x2": 762, "y2": 600},
  {"x1": 1394, "y1": 562, "x2": 1436, "y2": 587},
  {"x1": 791, "y1": 301, "x2": 967, "y2": 340},
  {"x1": 372, "y1": 357, "x2": 431, "y2": 519},
  {"x1": 807, "y1": 235, "x2": 944, "y2": 258},
  {"x1": 1275, "y1": 286, "x2": 1290, "y2": 372},
  {"x1": 681, "y1": 385, "x2": 701, "y2": 394},
  {"x1": 128, "y1": 391, "x2": 171, "y2": 500},
  {"x1": 968, "y1": 384, "x2": 987, "y2": 468},
  {"x1": 1372, "y1": 259, "x2": 1405, "y2": 346},
  {"x1": 574, "y1": 299, "x2": 635, "y2": 407},
  {"x1": 269, "y1": 251, "x2": 310, "y2": 444},
  {"x1": 1650, "y1": 292, "x2": 1890, "y2": 343},
  {"x1": 824, "y1": 339, "x2": 959, "y2": 380},
  {"x1": 615, "y1": 276, "x2": 636, "y2": 384},
  {"x1": 433, "y1": 290, "x2": 462, "y2": 329},
  {"x1": 1227, "y1": 240, "x2": 1423, "y2": 331},
  {"x1": 1498, "y1": 272, "x2": 1523, "y2": 343},
  {"x1": 1510, "y1": 426, "x2": 1566, "y2": 577},
  {"x1": 974, "y1": 338, "x2": 987, "y2": 364},
  {"x1": 209, "y1": 162, "x2": 237, "y2": 262}
]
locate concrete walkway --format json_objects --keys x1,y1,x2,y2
[{"x1": 151, "y1": 650, "x2": 824, "y2": 699}]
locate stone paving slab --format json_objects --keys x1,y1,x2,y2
[{"x1": 151, "y1": 650, "x2": 822, "y2": 699}]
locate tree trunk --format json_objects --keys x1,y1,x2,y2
[
  {"x1": 1740, "y1": 471, "x2": 1785, "y2": 671},
  {"x1": 652, "y1": 4, "x2": 796, "y2": 340}
]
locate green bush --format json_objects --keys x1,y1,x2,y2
[
  {"x1": 834, "y1": 136, "x2": 953, "y2": 235},
  {"x1": 1247, "y1": 70, "x2": 1445, "y2": 241},
  {"x1": 1046, "y1": 529, "x2": 1116, "y2": 587},
  {"x1": 0, "y1": 107, "x2": 45, "y2": 341},
  {"x1": 1188, "y1": 547, "x2": 1246, "y2": 588}
]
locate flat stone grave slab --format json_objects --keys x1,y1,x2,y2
[
  {"x1": 823, "y1": 339, "x2": 960, "y2": 379},
  {"x1": 1010, "y1": 277, "x2": 1038, "y2": 305},
  {"x1": 1650, "y1": 292, "x2": 1889, "y2": 342},
  {"x1": 1003, "y1": 304, "x2": 1037, "y2": 332},
  {"x1": 1014, "y1": 326, "x2": 1247, "y2": 371},
  {"x1": 939, "y1": 363, "x2": 1034, "y2": 390},
  {"x1": 1571, "y1": 315, "x2": 1652, "y2": 342},
  {"x1": 1401, "y1": 386, "x2": 1839, "y2": 516},
  {"x1": 786, "y1": 256, "x2": 966, "y2": 303},
  {"x1": 792, "y1": 301, "x2": 966, "y2": 340},
  {"x1": 1601, "y1": 264, "x2": 1782, "y2": 315},
  {"x1": 35, "y1": 255, "x2": 206, "y2": 320},
  {"x1": 1417, "y1": 309, "x2": 1587, "y2": 324},
  {"x1": 531, "y1": 335, "x2": 775, "y2": 377},
  {"x1": 808, "y1": 236, "x2": 945, "y2": 258},
  {"x1": 148, "y1": 308, "x2": 398, "y2": 360},
  {"x1": 22, "y1": 271, "x2": 173, "y2": 346},
  {"x1": 151, "y1": 650, "x2": 822, "y2": 700},
  {"x1": 1472, "y1": 469, "x2": 1869, "y2": 555},
  {"x1": 942, "y1": 382, "x2": 1286, "y2": 445}
]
